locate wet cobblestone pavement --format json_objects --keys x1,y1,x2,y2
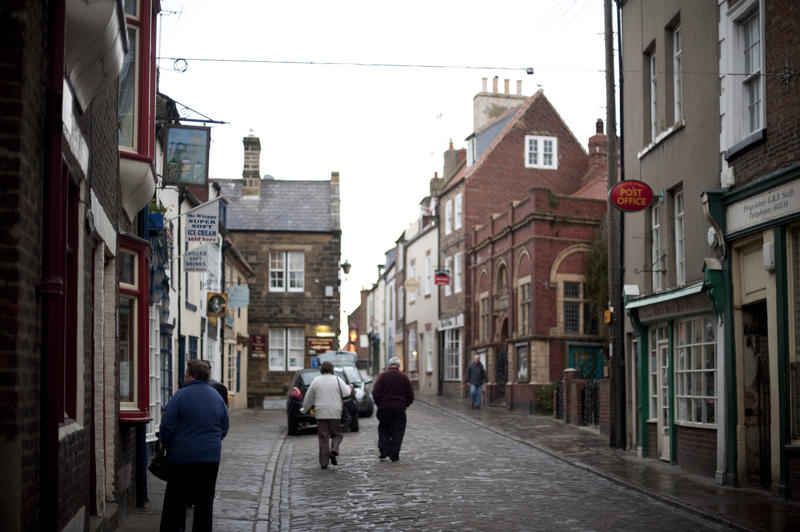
[
  {"x1": 119, "y1": 395, "x2": 800, "y2": 531},
  {"x1": 275, "y1": 402, "x2": 724, "y2": 532}
]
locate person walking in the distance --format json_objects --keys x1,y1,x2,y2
[
  {"x1": 300, "y1": 361, "x2": 352, "y2": 469},
  {"x1": 159, "y1": 359, "x2": 229, "y2": 532},
  {"x1": 372, "y1": 356, "x2": 414, "y2": 462},
  {"x1": 466, "y1": 354, "x2": 487, "y2": 409}
]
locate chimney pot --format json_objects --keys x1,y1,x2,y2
[
  {"x1": 482, "y1": 77, "x2": 487, "y2": 92},
  {"x1": 596, "y1": 118, "x2": 604, "y2": 134},
  {"x1": 504, "y1": 79, "x2": 509, "y2": 94},
  {"x1": 492, "y1": 76, "x2": 499, "y2": 92},
  {"x1": 516, "y1": 80, "x2": 522, "y2": 95}
]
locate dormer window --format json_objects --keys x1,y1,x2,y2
[{"x1": 525, "y1": 135, "x2": 558, "y2": 170}]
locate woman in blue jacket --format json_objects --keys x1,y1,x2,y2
[{"x1": 159, "y1": 359, "x2": 229, "y2": 532}]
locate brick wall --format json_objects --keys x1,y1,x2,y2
[
  {"x1": 726, "y1": 0, "x2": 800, "y2": 184},
  {"x1": 0, "y1": 1, "x2": 48, "y2": 529},
  {"x1": 675, "y1": 425, "x2": 717, "y2": 478},
  {"x1": 646, "y1": 423, "x2": 659, "y2": 460}
]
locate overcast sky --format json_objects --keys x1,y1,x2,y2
[{"x1": 157, "y1": 0, "x2": 610, "y2": 343}]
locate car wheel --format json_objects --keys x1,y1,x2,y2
[
  {"x1": 288, "y1": 417, "x2": 299, "y2": 436},
  {"x1": 362, "y1": 403, "x2": 373, "y2": 417},
  {"x1": 350, "y1": 416, "x2": 359, "y2": 432}
]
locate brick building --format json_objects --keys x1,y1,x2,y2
[
  {"x1": 0, "y1": 1, "x2": 161, "y2": 529},
  {"x1": 436, "y1": 80, "x2": 608, "y2": 401},
  {"x1": 215, "y1": 136, "x2": 343, "y2": 405},
  {"x1": 346, "y1": 289, "x2": 370, "y2": 368}
]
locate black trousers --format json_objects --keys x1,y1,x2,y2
[
  {"x1": 377, "y1": 408, "x2": 407, "y2": 460},
  {"x1": 160, "y1": 461, "x2": 220, "y2": 532}
]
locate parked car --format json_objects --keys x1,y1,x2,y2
[
  {"x1": 335, "y1": 362, "x2": 374, "y2": 417},
  {"x1": 286, "y1": 368, "x2": 359, "y2": 435},
  {"x1": 317, "y1": 350, "x2": 358, "y2": 366}
]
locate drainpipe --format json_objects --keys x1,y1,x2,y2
[{"x1": 39, "y1": 2, "x2": 66, "y2": 529}]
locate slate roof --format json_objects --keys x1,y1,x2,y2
[{"x1": 214, "y1": 179, "x2": 336, "y2": 232}]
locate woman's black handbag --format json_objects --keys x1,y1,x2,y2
[
  {"x1": 148, "y1": 440, "x2": 169, "y2": 481},
  {"x1": 338, "y1": 379, "x2": 357, "y2": 426}
]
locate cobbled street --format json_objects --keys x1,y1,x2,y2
[{"x1": 205, "y1": 405, "x2": 726, "y2": 532}]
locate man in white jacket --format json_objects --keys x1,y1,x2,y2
[{"x1": 301, "y1": 361, "x2": 352, "y2": 468}]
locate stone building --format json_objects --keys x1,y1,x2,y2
[{"x1": 215, "y1": 136, "x2": 343, "y2": 405}]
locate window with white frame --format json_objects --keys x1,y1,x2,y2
[
  {"x1": 268, "y1": 327, "x2": 304, "y2": 371},
  {"x1": 518, "y1": 280, "x2": 531, "y2": 334},
  {"x1": 479, "y1": 295, "x2": 489, "y2": 341},
  {"x1": 516, "y1": 343, "x2": 529, "y2": 382},
  {"x1": 443, "y1": 329, "x2": 461, "y2": 380},
  {"x1": 648, "y1": 49, "x2": 658, "y2": 141},
  {"x1": 674, "y1": 190, "x2": 685, "y2": 286},
  {"x1": 651, "y1": 204, "x2": 664, "y2": 291},
  {"x1": 675, "y1": 316, "x2": 717, "y2": 425},
  {"x1": 741, "y1": 10, "x2": 762, "y2": 135},
  {"x1": 445, "y1": 200, "x2": 453, "y2": 235},
  {"x1": 226, "y1": 343, "x2": 237, "y2": 392},
  {"x1": 673, "y1": 26, "x2": 683, "y2": 123},
  {"x1": 269, "y1": 251, "x2": 304, "y2": 292},
  {"x1": 525, "y1": 135, "x2": 558, "y2": 170},
  {"x1": 454, "y1": 252, "x2": 462, "y2": 293},
  {"x1": 119, "y1": 236, "x2": 150, "y2": 420},
  {"x1": 649, "y1": 329, "x2": 659, "y2": 421},
  {"x1": 398, "y1": 287, "x2": 404, "y2": 320},
  {"x1": 454, "y1": 193, "x2": 463, "y2": 230},
  {"x1": 424, "y1": 255, "x2": 432, "y2": 296},
  {"x1": 444, "y1": 256, "x2": 452, "y2": 296},
  {"x1": 408, "y1": 325, "x2": 417, "y2": 372},
  {"x1": 425, "y1": 330, "x2": 433, "y2": 373},
  {"x1": 408, "y1": 263, "x2": 416, "y2": 305}
]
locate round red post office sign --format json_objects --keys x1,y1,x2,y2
[{"x1": 608, "y1": 180, "x2": 655, "y2": 212}]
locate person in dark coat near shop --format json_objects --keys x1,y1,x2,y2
[
  {"x1": 159, "y1": 359, "x2": 229, "y2": 532},
  {"x1": 466, "y1": 355, "x2": 487, "y2": 409},
  {"x1": 372, "y1": 356, "x2": 414, "y2": 462}
]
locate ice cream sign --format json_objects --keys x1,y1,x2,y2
[{"x1": 608, "y1": 180, "x2": 655, "y2": 212}]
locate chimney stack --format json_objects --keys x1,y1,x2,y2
[
  {"x1": 588, "y1": 118, "x2": 607, "y2": 166},
  {"x1": 242, "y1": 134, "x2": 261, "y2": 196},
  {"x1": 330, "y1": 171, "x2": 340, "y2": 231}
]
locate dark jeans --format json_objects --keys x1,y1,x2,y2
[
  {"x1": 160, "y1": 461, "x2": 220, "y2": 532},
  {"x1": 377, "y1": 408, "x2": 407, "y2": 460}
]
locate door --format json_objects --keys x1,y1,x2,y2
[
  {"x1": 742, "y1": 301, "x2": 770, "y2": 489},
  {"x1": 650, "y1": 326, "x2": 670, "y2": 462}
]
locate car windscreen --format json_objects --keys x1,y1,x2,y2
[
  {"x1": 300, "y1": 371, "x2": 320, "y2": 386},
  {"x1": 339, "y1": 365, "x2": 361, "y2": 384}
]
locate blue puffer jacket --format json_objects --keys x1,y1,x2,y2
[{"x1": 160, "y1": 380, "x2": 230, "y2": 463}]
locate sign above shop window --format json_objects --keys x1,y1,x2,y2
[{"x1": 163, "y1": 125, "x2": 210, "y2": 186}]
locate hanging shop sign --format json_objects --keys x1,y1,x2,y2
[
  {"x1": 250, "y1": 335, "x2": 267, "y2": 358},
  {"x1": 184, "y1": 243, "x2": 210, "y2": 272},
  {"x1": 608, "y1": 180, "x2": 654, "y2": 212},
  {"x1": 434, "y1": 269, "x2": 450, "y2": 285},
  {"x1": 163, "y1": 125, "x2": 210, "y2": 186},
  {"x1": 185, "y1": 199, "x2": 219, "y2": 243},
  {"x1": 207, "y1": 292, "x2": 227, "y2": 318},
  {"x1": 226, "y1": 285, "x2": 250, "y2": 308}
]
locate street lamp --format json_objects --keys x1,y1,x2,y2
[{"x1": 340, "y1": 260, "x2": 351, "y2": 274}]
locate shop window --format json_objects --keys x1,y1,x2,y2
[
  {"x1": 675, "y1": 317, "x2": 717, "y2": 426},
  {"x1": 443, "y1": 329, "x2": 461, "y2": 381},
  {"x1": 119, "y1": 235, "x2": 150, "y2": 421},
  {"x1": 269, "y1": 327, "x2": 304, "y2": 371}
]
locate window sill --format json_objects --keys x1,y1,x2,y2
[
  {"x1": 723, "y1": 128, "x2": 765, "y2": 161},
  {"x1": 674, "y1": 421, "x2": 717, "y2": 430},
  {"x1": 637, "y1": 119, "x2": 686, "y2": 160}
]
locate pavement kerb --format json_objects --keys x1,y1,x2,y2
[
  {"x1": 417, "y1": 398, "x2": 753, "y2": 532},
  {"x1": 256, "y1": 425, "x2": 288, "y2": 532}
]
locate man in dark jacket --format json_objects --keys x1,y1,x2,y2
[
  {"x1": 372, "y1": 356, "x2": 414, "y2": 462},
  {"x1": 466, "y1": 355, "x2": 487, "y2": 409}
]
